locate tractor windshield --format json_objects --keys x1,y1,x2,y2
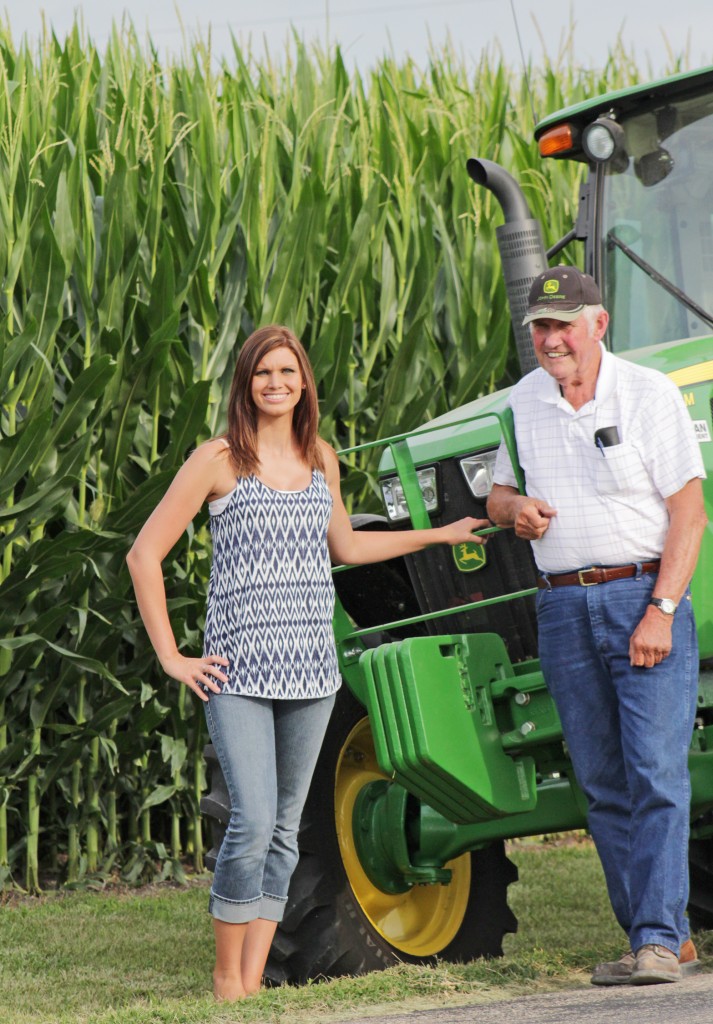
[{"x1": 600, "y1": 88, "x2": 713, "y2": 351}]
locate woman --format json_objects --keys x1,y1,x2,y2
[{"x1": 127, "y1": 324, "x2": 487, "y2": 1001}]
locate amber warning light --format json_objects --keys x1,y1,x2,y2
[{"x1": 538, "y1": 123, "x2": 576, "y2": 158}]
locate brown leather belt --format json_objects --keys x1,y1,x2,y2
[{"x1": 537, "y1": 560, "x2": 661, "y2": 589}]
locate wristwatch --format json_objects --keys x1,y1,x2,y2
[{"x1": 650, "y1": 597, "x2": 677, "y2": 615}]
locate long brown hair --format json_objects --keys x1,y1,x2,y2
[{"x1": 224, "y1": 325, "x2": 325, "y2": 477}]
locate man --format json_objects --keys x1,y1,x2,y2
[{"x1": 487, "y1": 265, "x2": 707, "y2": 986}]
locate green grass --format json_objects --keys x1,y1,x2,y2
[
  {"x1": 2, "y1": 839, "x2": 710, "y2": 1024},
  {"x1": 505, "y1": 838, "x2": 624, "y2": 961}
]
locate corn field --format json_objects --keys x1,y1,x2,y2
[{"x1": 0, "y1": 19, "x2": 673, "y2": 891}]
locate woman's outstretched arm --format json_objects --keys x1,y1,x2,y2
[{"x1": 322, "y1": 444, "x2": 489, "y2": 567}]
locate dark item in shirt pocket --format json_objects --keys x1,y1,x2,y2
[{"x1": 594, "y1": 425, "x2": 621, "y2": 449}]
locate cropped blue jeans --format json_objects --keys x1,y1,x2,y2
[
  {"x1": 204, "y1": 692, "x2": 336, "y2": 924},
  {"x1": 536, "y1": 570, "x2": 698, "y2": 954}
]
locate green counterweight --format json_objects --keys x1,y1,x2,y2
[{"x1": 351, "y1": 632, "x2": 713, "y2": 890}]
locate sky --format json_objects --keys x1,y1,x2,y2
[{"x1": 2, "y1": 1, "x2": 713, "y2": 75}]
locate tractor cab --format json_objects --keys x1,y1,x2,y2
[{"x1": 536, "y1": 66, "x2": 713, "y2": 352}]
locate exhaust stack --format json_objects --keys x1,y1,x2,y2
[{"x1": 467, "y1": 158, "x2": 547, "y2": 377}]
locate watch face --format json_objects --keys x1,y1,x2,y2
[{"x1": 652, "y1": 598, "x2": 676, "y2": 614}]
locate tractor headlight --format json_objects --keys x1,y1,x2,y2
[
  {"x1": 582, "y1": 117, "x2": 627, "y2": 169},
  {"x1": 459, "y1": 450, "x2": 498, "y2": 499},
  {"x1": 380, "y1": 467, "x2": 439, "y2": 522}
]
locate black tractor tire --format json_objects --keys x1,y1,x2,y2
[
  {"x1": 688, "y1": 823, "x2": 713, "y2": 931},
  {"x1": 265, "y1": 686, "x2": 519, "y2": 984}
]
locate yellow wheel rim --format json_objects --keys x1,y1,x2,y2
[{"x1": 334, "y1": 716, "x2": 472, "y2": 957}]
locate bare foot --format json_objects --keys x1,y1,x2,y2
[{"x1": 213, "y1": 971, "x2": 246, "y2": 1002}]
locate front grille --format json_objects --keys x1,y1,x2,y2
[{"x1": 401, "y1": 457, "x2": 539, "y2": 662}]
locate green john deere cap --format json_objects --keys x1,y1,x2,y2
[{"x1": 522, "y1": 266, "x2": 602, "y2": 326}]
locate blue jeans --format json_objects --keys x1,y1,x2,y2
[
  {"x1": 536, "y1": 571, "x2": 698, "y2": 954},
  {"x1": 204, "y1": 692, "x2": 336, "y2": 924}
]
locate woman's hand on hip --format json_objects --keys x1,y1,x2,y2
[{"x1": 161, "y1": 653, "x2": 229, "y2": 701}]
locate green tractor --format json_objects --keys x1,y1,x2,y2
[{"x1": 202, "y1": 64, "x2": 713, "y2": 982}]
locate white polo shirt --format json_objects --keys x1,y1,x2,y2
[{"x1": 492, "y1": 345, "x2": 706, "y2": 573}]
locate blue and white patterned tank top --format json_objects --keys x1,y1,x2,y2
[{"x1": 203, "y1": 471, "x2": 341, "y2": 699}]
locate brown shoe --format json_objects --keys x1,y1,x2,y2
[
  {"x1": 679, "y1": 938, "x2": 700, "y2": 976},
  {"x1": 592, "y1": 939, "x2": 699, "y2": 987},
  {"x1": 591, "y1": 949, "x2": 636, "y2": 986},
  {"x1": 630, "y1": 944, "x2": 681, "y2": 985}
]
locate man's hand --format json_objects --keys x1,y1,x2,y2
[
  {"x1": 628, "y1": 478, "x2": 706, "y2": 668},
  {"x1": 487, "y1": 485, "x2": 557, "y2": 540},
  {"x1": 629, "y1": 605, "x2": 673, "y2": 668},
  {"x1": 512, "y1": 497, "x2": 557, "y2": 540}
]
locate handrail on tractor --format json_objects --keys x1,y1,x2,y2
[{"x1": 332, "y1": 407, "x2": 536, "y2": 641}]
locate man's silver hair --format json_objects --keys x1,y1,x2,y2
[{"x1": 581, "y1": 304, "x2": 605, "y2": 330}]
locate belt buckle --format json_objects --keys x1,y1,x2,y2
[{"x1": 577, "y1": 567, "x2": 598, "y2": 586}]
